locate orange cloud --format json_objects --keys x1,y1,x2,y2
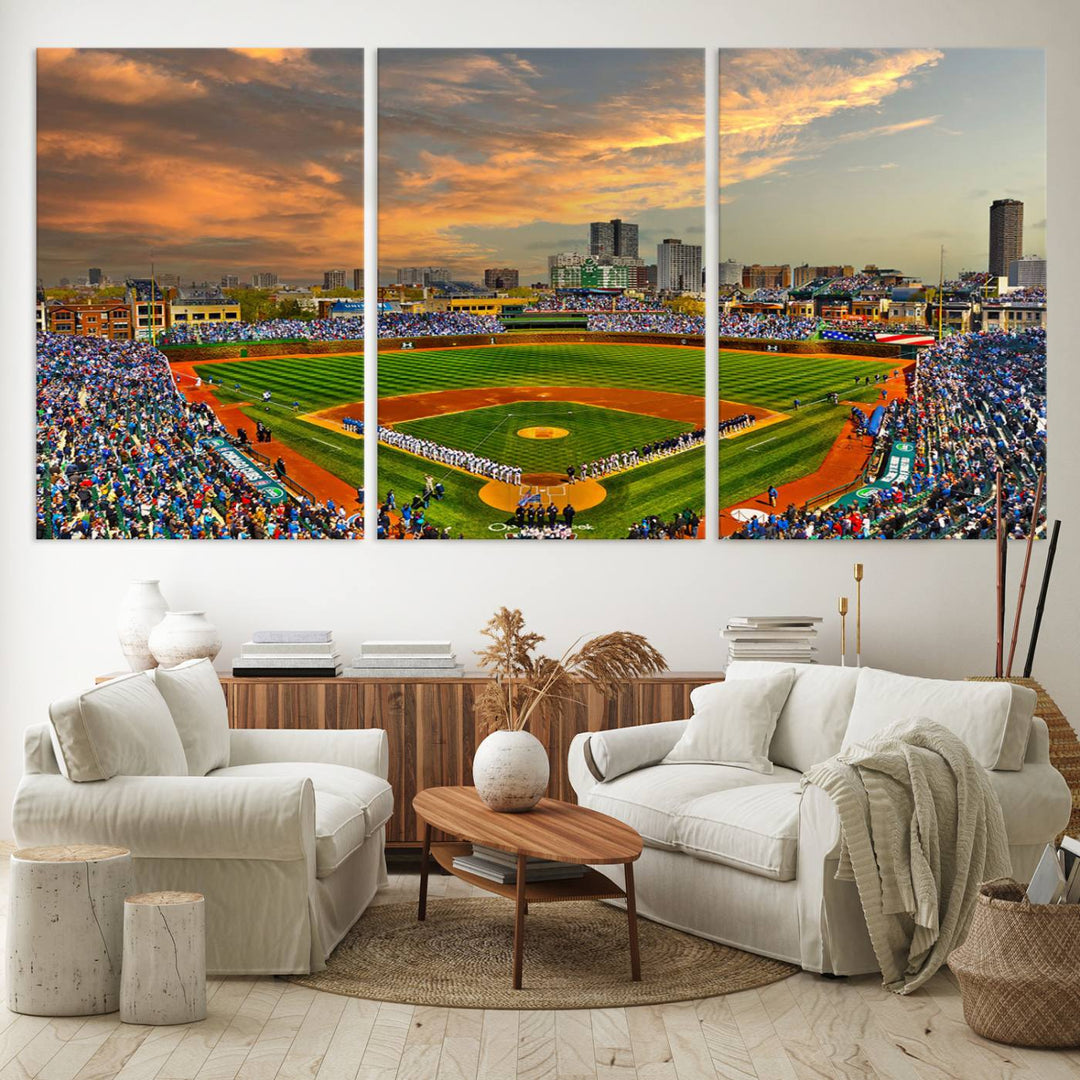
[
  {"x1": 720, "y1": 49, "x2": 943, "y2": 190},
  {"x1": 37, "y1": 49, "x2": 206, "y2": 105}
]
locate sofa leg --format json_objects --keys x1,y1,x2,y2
[{"x1": 819, "y1": 971, "x2": 846, "y2": 979}]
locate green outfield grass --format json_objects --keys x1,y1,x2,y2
[
  {"x1": 192, "y1": 354, "x2": 363, "y2": 413},
  {"x1": 379, "y1": 342, "x2": 703, "y2": 397},
  {"x1": 393, "y1": 402, "x2": 693, "y2": 473},
  {"x1": 719, "y1": 348, "x2": 898, "y2": 507},
  {"x1": 376, "y1": 442, "x2": 703, "y2": 540}
]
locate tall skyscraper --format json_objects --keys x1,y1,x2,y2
[
  {"x1": 88, "y1": 267, "x2": 102, "y2": 285},
  {"x1": 323, "y1": 269, "x2": 348, "y2": 290},
  {"x1": 484, "y1": 268, "x2": 519, "y2": 290},
  {"x1": 657, "y1": 238, "x2": 702, "y2": 293},
  {"x1": 590, "y1": 218, "x2": 639, "y2": 259},
  {"x1": 989, "y1": 199, "x2": 1024, "y2": 278},
  {"x1": 252, "y1": 272, "x2": 278, "y2": 289},
  {"x1": 221, "y1": 274, "x2": 239, "y2": 289},
  {"x1": 352, "y1": 268, "x2": 362, "y2": 291}
]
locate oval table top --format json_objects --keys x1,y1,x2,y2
[{"x1": 413, "y1": 786, "x2": 643, "y2": 864}]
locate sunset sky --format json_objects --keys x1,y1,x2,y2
[
  {"x1": 378, "y1": 49, "x2": 704, "y2": 284},
  {"x1": 37, "y1": 48, "x2": 362, "y2": 286},
  {"x1": 720, "y1": 48, "x2": 1046, "y2": 282}
]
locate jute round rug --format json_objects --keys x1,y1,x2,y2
[{"x1": 288, "y1": 898, "x2": 797, "y2": 1009}]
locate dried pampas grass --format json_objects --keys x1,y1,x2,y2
[{"x1": 475, "y1": 607, "x2": 666, "y2": 734}]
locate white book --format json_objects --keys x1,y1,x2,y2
[
  {"x1": 252, "y1": 630, "x2": 333, "y2": 644},
  {"x1": 241, "y1": 641, "x2": 337, "y2": 656},
  {"x1": 232, "y1": 654, "x2": 342, "y2": 668},
  {"x1": 343, "y1": 666, "x2": 464, "y2": 679},
  {"x1": 360, "y1": 640, "x2": 453, "y2": 657},
  {"x1": 727, "y1": 616, "x2": 823, "y2": 626},
  {"x1": 348, "y1": 655, "x2": 459, "y2": 668},
  {"x1": 723, "y1": 628, "x2": 818, "y2": 639},
  {"x1": 1027, "y1": 844, "x2": 1067, "y2": 904}
]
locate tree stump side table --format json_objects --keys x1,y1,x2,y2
[
  {"x1": 6, "y1": 844, "x2": 132, "y2": 1016},
  {"x1": 120, "y1": 891, "x2": 207, "y2": 1026}
]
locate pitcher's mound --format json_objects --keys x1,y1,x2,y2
[
  {"x1": 479, "y1": 474, "x2": 607, "y2": 514},
  {"x1": 517, "y1": 426, "x2": 569, "y2": 440}
]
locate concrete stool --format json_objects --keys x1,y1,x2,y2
[
  {"x1": 7, "y1": 844, "x2": 132, "y2": 1015},
  {"x1": 120, "y1": 891, "x2": 207, "y2": 1025}
]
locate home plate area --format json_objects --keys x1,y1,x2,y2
[{"x1": 479, "y1": 474, "x2": 608, "y2": 513}]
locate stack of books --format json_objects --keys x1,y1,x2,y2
[
  {"x1": 344, "y1": 641, "x2": 464, "y2": 679},
  {"x1": 723, "y1": 616, "x2": 822, "y2": 665},
  {"x1": 1027, "y1": 836, "x2": 1080, "y2": 904},
  {"x1": 232, "y1": 631, "x2": 341, "y2": 677},
  {"x1": 451, "y1": 844, "x2": 587, "y2": 885}
]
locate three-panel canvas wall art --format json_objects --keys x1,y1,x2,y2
[{"x1": 36, "y1": 48, "x2": 1047, "y2": 542}]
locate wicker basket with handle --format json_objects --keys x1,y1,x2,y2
[{"x1": 949, "y1": 879, "x2": 1080, "y2": 1048}]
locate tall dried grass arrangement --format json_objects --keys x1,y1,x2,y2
[{"x1": 475, "y1": 607, "x2": 667, "y2": 734}]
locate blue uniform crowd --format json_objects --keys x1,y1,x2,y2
[
  {"x1": 36, "y1": 333, "x2": 358, "y2": 539},
  {"x1": 731, "y1": 328, "x2": 1046, "y2": 540},
  {"x1": 718, "y1": 313, "x2": 818, "y2": 340}
]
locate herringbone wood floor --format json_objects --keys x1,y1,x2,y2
[{"x1": 1, "y1": 852, "x2": 1078, "y2": 1080}]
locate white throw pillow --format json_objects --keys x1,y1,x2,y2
[
  {"x1": 151, "y1": 658, "x2": 231, "y2": 775},
  {"x1": 842, "y1": 668, "x2": 1036, "y2": 771},
  {"x1": 663, "y1": 671, "x2": 795, "y2": 774},
  {"x1": 49, "y1": 672, "x2": 188, "y2": 782},
  {"x1": 724, "y1": 661, "x2": 859, "y2": 772}
]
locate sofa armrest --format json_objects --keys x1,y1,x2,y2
[
  {"x1": 228, "y1": 728, "x2": 389, "y2": 780},
  {"x1": 12, "y1": 773, "x2": 315, "y2": 862},
  {"x1": 1025, "y1": 717, "x2": 1051, "y2": 764},
  {"x1": 568, "y1": 720, "x2": 688, "y2": 798},
  {"x1": 23, "y1": 723, "x2": 61, "y2": 775}
]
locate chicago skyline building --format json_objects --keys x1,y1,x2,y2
[
  {"x1": 590, "y1": 218, "x2": 639, "y2": 259},
  {"x1": 656, "y1": 238, "x2": 702, "y2": 293},
  {"x1": 989, "y1": 198, "x2": 1024, "y2": 278}
]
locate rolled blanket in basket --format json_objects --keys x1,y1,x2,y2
[{"x1": 803, "y1": 718, "x2": 1011, "y2": 994}]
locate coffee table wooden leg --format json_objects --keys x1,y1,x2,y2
[
  {"x1": 625, "y1": 861, "x2": 641, "y2": 981},
  {"x1": 512, "y1": 852, "x2": 527, "y2": 989},
  {"x1": 417, "y1": 822, "x2": 432, "y2": 922}
]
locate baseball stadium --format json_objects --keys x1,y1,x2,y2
[
  {"x1": 717, "y1": 306, "x2": 1047, "y2": 540},
  {"x1": 374, "y1": 304, "x2": 705, "y2": 540}
]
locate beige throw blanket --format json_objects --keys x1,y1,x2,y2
[{"x1": 803, "y1": 718, "x2": 1011, "y2": 994}]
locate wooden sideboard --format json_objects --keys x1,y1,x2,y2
[{"x1": 220, "y1": 672, "x2": 722, "y2": 849}]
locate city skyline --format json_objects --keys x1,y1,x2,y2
[
  {"x1": 379, "y1": 49, "x2": 704, "y2": 284},
  {"x1": 37, "y1": 48, "x2": 363, "y2": 286},
  {"x1": 720, "y1": 48, "x2": 1046, "y2": 283}
]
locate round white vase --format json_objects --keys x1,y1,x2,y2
[
  {"x1": 148, "y1": 611, "x2": 222, "y2": 669},
  {"x1": 472, "y1": 729, "x2": 550, "y2": 812},
  {"x1": 116, "y1": 580, "x2": 169, "y2": 672}
]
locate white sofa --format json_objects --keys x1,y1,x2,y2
[
  {"x1": 568, "y1": 663, "x2": 1072, "y2": 976},
  {"x1": 11, "y1": 662, "x2": 392, "y2": 976}
]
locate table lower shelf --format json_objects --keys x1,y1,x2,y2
[{"x1": 430, "y1": 842, "x2": 627, "y2": 903}]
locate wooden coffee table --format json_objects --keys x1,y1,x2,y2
[{"x1": 413, "y1": 786, "x2": 644, "y2": 990}]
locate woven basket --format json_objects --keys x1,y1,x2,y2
[{"x1": 949, "y1": 879, "x2": 1080, "y2": 1048}]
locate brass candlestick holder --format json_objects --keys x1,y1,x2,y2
[
  {"x1": 853, "y1": 563, "x2": 864, "y2": 667},
  {"x1": 838, "y1": 596, "x2": 849, "y2": 667}
]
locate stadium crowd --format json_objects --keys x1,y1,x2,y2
[
  {"x1": 162, "y1": 317, "x2": 365, "y2": 344},
  {"x1": 378, "y1": 311, "x2": 504, "y2": 337},
  {"x1": 718, "y1": 313, "x2": 818, "y2": 340},
  {"x1": 36, "y1": 333, "x2": 358, "y2": 539},
  {"x1": 587, "y1": 312, "x2": 705, "y2": 335},
  {"x1": 627, "y1": 508, "x2": 701, "y2": 539},
  {"x1": 730, "y1": 327, "x2": 1046, "y2": 540},
  {"x1": 524, "y1": 295, "x2": 664, "y2": 313}
]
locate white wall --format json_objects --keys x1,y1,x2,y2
[{"x1": 2, "y1": 0, "x2": 1078, "y2": 836}]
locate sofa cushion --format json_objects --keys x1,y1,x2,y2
[
  {"x1": 49, "y1": 672, "x2": 187, "y2": 782},
  {"x1": 582, "y1": 761, "x2": 802, "y2": 852},
  {"x1": 210, "y1": 762, "x2": 394, "y2": 838},
  {"x1": 678, "y1": 783, "x2": 802, "y2": 881},
  {"x1": 150, "y1": 659, "x2": 230, "y2": 776},
  {"x1": 843, "y1": 668, "x2": 1036, "y2": 771},
  {"x1": 663, "y1": 671, "x2": 794, "y2": 774},
  {"x1": 311, "y1": 792, "x2": 369, "y2": 877},
  {"x1": 725, "y1": 661, "x2": 859, "y2": 772}
]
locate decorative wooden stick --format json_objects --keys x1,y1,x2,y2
[
  {"x1": 838, "y1": 596, "x2": 849, "y2": 667},
  {"x1": 1023, "y1": 519, "x2": 1061, "y2": 679},
  {"x1": 853, "y1": 563, "x2": 864, "y2": 667},
  {"x1": 1006, "y1": 472, "x2": 1045, "y2": 677},
  {"x1": 995, "y1": 472, "x2": 1004, "y2": 677}
]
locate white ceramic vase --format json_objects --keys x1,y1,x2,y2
[
  {"x1": 148, "y1": 611, "x2": 222, "y2": 669},
  {"x1": 472, "y1": 729, "x2": 550, "y2": 812},
  {"x1": 116, "y1": 580, "x2": 169, "y2": 671}
]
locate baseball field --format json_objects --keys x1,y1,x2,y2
[
  {"x1": 718, "y1": 347, "x2": 907, "y2": 530},
  {"x1": 175, "y1": 340, "x2": 906, "y2": 539}
]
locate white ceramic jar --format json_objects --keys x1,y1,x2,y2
[
  {"x1": 472, "y1": 729, "x2": 550, "y2": 812},
  {"x1": 116, "y1": 580, "x2": 169, "y2": 671},
  {"x1": 148, "y1": 611, "x2": 222, "y2": 669}
]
